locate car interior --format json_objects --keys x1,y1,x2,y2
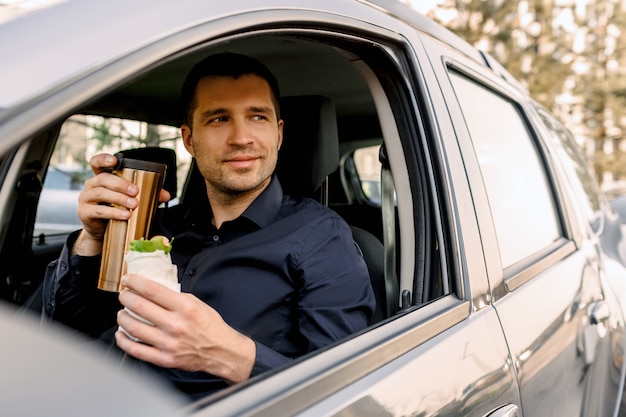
[{"x1": 4, "y1": 30, "x2": 447, "y2": 342}]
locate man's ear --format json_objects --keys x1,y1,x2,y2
[
  {"x1": 277, "y1": 119, "x2": 284, "y2": 151},
  {"x1": 181, "y1": 124, "x2": 195, "y2": 156}
]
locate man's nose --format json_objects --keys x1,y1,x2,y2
[{"x1": 228, "y1": 118, "x2": 253, "y2": 145}]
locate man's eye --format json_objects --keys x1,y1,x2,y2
[
  {"x1": 210, "y1": 116, "x2": 227, "y2": 123},
  {"x1": 252, "y1": 115, "x2": 267, "y2": 121}
]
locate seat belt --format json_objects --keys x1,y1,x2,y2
[{"x1": 379, "y1": 146, "x2": 403, "y2": 315}]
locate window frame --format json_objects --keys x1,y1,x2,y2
[
  {"x1": 443, "y1": 60, "x2": 576, "y2": 292},
  {"x1": 16, "y1": 13, "x2": 469, "y2": 412},
  {"x1": 533, "y1": 104, "x2": 606, "y2": 235},
  {"x1": 173, "y1": 27, "x2": 466, "y2": 411}
]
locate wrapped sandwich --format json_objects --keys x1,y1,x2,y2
[
  {"x1": 120, "y1": 235, "x2": 180, "y2": 342},
  {"x1": 125, "y1": 235, "x2": 180, "y2": 292}
]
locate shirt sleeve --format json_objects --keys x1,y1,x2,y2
[
  {"x1": 293, "y1": 215, "x2": 376, "y2": 351},
  {"x1": 250, "y1": 341, "x2": 293, "y2": 376},
  {"x1": 249, "y1": 214, "x2": 375, "y2": 377},
  {"x1": 43, "y1": 230, "x2": 121, "y2": 338}
]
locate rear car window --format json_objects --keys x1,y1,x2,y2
[
  {"x1": 34, "y1": 115, "x2": 188, "y2": 237},
  {"x1": 449, "y1": 71, "x2": 561, "y2": 268}
]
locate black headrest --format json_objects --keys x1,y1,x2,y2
[
  {"x1": 275, "y1": 95, "x2": 339, "y2": 197},
  {"x1": 118, "y1": 147, "x2": 178, "y2": 197}
]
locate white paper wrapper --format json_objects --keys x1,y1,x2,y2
[
  {"x1": 119, "y1": 249, "x2": 180, "y2": 342},
  {"x1": 125, "y1": 249, "x2": 179, "y2": 290}
]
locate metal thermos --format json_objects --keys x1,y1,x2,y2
[{"x1": 97, "y1": 154, "x2": 167, "y2": 292}]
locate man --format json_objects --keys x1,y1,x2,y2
[{"x1": 43, "y1": 53, "x2": 375, "y2": 400}]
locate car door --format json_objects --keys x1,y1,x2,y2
[
  {"x1": 425, "y1": 32, "x2": 626, "y2": 416},
  {"x1": 238, "y1": 7, "x2": 523, "y2": 417},
  {"x1": 62, "y1": 4, "x2": 521, "y2": 416}
]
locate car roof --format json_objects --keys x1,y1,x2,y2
[
  {"x1": 0, "y1": 0, "x2": 521, "y2": 156},
  {"x1": 0, "y1": 0, "x2": 490, "y2": 108}
]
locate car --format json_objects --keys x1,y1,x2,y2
[
  {"x1": 2, "y1": 0, "x2": 626, "y2": 416},
  {"x1": 33, "y1": 166, "x2": 92, "y2": 236}
]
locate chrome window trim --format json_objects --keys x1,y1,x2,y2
[{"x1": 504, "y1": 239, "x2": 576, "y2": 291}]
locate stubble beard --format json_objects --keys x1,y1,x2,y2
[{"x1": 205, "y1": 153, "x2": 277, "y2": 197}]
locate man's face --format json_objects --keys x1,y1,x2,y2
[{"x1": 182, "y1": 74, "x2": 283, "y2": 197}]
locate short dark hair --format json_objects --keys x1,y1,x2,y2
[{"x1": 180, "y1": 52, "x2": 281, "y2": 127}]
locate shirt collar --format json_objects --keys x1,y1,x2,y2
[
  {"x1": 241, "y1": 175, "x2": 283, "y2": 228},
  {"x1": 184, "y1": 175, "x2": 283, "y2": 230}
]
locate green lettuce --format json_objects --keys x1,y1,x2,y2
[{"x1": 129, "y1": 236, "x2": 173, "y2": 254}]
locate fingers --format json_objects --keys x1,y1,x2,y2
[
  {"x1": 89, "y1": 153, "x2": 119, "y2": 174},
  {"x1": 116, "y1": 275, "x2": 189, "y2": 367},
  {"x1": 85, "y1": 153, "x2": 139, "y2": 202},
  {"x1": 116, "y1": 279, "x2": 176, "y2": 349},
  {"x1": 77, "y1": 154, "x2": 141, "y2": 236},
  {"x1": 120, "y1": 274, "x2": 181, "y2": 311},
  {"x1": 118, "y1": 274, "x2": 190, "y2": 336},
  {"x1": 91, "y1": 153, "x2": 172, "y2": 204},
  {"x1": 115, "y1": 325, "x2": 176, "y2": 368},
  {"x1": 159, "y1": 188, "x2": 172, "y2": 204},
  {"x1": 82, "y1": 171, "x2": 139, "y2": 207},
  {"x1": 115, "y1": 275, "x2": 256, "y2": 380},
  {"x1": 116, "y1": 307, "x2": 161, "y2": 347}
]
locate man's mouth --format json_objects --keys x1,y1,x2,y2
[{"x1": 224, "y1": 154, "x2": 260, "y2": 169}]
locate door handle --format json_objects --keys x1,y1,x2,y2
[
  {"x1": 589, "y1": 301, "x2": 610, "y2": 325},
  {"x1": 486, "y1": 404, "x2": 520, "y2": 417}
]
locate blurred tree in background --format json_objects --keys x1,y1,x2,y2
[
  {"x1": 415, "y1": 0, "x2": 626, "y2": 193},
  {"x1": 51, "y1": 115, "x2": 181, "y2": 173}
]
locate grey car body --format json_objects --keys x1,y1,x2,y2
[{"x1": 2, "y1": 1, "x2": 626, "y2": 416}]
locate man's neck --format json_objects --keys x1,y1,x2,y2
[{"x1": 207, "y1": 185, "x2": 267, "y2": 229}]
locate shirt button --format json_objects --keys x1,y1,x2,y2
[
  {"x1": 212, "y1": 235, "x2": 219, "y2": 242},
  {"x1": 188, "y1": 269, "x2": 196, "y2": 277},
  {"x1": 59, "y1": 262, "x2": 67, "y2": 271}
]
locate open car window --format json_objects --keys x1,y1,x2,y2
[
  {"x1": 34, "y1": 115, "x2": 189, "y2": 238},
  {"x1": 21, "y1": 25, "x2": 453, "y2": 410}
]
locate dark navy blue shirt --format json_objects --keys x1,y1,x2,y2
[{"x1": 43, "y1": 177, "x2": 375, "y2": 400}]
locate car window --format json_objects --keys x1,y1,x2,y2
[
  {"x1": 24, "y1": 27, "x2": 447, "y2": 407},
  {"x1": 43, "y1": 168, "x2": 88, "y2": 190},
  {"x1": 33, "y1": 166, "x2": 93, "y2": 236},
  {"x1": 351, "y1": 145, "x2": 382, "y2": 206},
  {"x1": 535, "y1": 106, "x2": 603, "y2": 230},
  {"x1": 449, "y1": 71, "x2": 561, "y2": 269},
  {"x1": 34, "y1": 115, "x2": 189, "y2": 237}
]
